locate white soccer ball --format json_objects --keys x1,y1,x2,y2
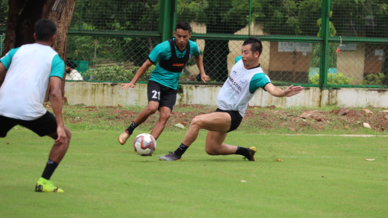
[{"x1": 133, "y1": 133, "x2": 156, "y2": 156}]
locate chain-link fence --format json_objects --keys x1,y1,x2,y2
[{"x1": 0, "y1": 0, "x2": 387, "y2": 88}]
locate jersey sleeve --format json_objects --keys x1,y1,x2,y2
[
  {"x1": 0, "y1": 48, "x2": 20, "y2": 70},
  {"x1": 249, "y1": 73, "x2": 271, "y2": 93},
  {"x1": 148, "y1": 41, "x2": 170, "y2": 64},
  {"x1": 50, "y1": 54, "x2": 65, "y2": 79},
  {"x1": 190, "y1": 41, "x2": 201, "y2": 57},
  {"x1": 235, "y1": 55, "x2": 242, "y2": 63}
]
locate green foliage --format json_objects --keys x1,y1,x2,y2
[
  {"x1": 84, "y1": 65, "x2": 133, "y2": 81},
  {"x1": 309, "y1": 73, "x2": 353, "y2": 85},
  {"x1": 84, "y1": 65, "x2": 155, "y2": 81},
  {"x1": 363, "y1": 73, "x2": 385, "y2": 85},
  {"x1": 131, "y1": 65, "x2": 155, "y2": 81}
]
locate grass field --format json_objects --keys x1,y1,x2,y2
[{"x1": 1, "y1": 130, "x2": 388, "y2": 218}]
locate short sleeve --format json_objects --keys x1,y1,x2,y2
[
  {"x1": 235, "y1": 55, "x2": 242, "y2": 63},
  {"x1": 50, "y1": 54, "x2": 65, "y2": 79},
  {"x1": 249, "y1": 73, "x2": 271, "y2": 93},
  {"x1": 148, "y1": 41, "x2": 170, "y2": 64},
  {"x1": 190, "y1": 41, "x2": 200, "y2": 57},
  {"x1": 0, "y1": 48, "x2": 20, "y2": 70}
]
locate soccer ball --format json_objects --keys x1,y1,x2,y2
[{"x1": 133, "y1": 133, "x2": 156, "y2": 156}]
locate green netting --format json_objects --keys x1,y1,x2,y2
[
  {"x1": 0, "y1": 0, "x2": 7, "y2": 31},
  {"x1": 177, "y1": 0, "x2": 322, "y2": 37},
  {"x1": 328, "y1": 42, "x2": 388, "y2": 86},
  {"x1": 70, "y1": 0, "x2": 160, "y2": 33},
  {"x1": 66, "y1": 35, "x2": 159, "y2": 81},
  {"x1": 331, "y1": 0, "x2": 388, "y2": 39}
]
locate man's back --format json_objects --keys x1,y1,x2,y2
[{"x1": 0, "y1": 43, "x2": 64, "y2": 120}]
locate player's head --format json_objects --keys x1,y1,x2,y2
[
  {"x1": 241, "y1": 37, "x2": 262, "y2": 67},
  {"x1": 34, "y1": 19, "x2": 57, "y2": 45},
  {"x1": 174, "y1": 21, "x2": 191, "y2": 47}
]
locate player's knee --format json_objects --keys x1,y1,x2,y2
[
  {"x1": 190, "y1": 116, "x2": 203, "y2": 128},
  {"x1": 205, "y1": 147, "x2": 217, "y2": 155},
  {"x1": 160, "y1": 111, "x2": 171, "y2": 121},
  {"x1": 146, "y1": 105, "x2": 158, "y2": 114}
]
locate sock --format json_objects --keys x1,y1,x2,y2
[
  {"x1": 173, "y1": 143, "x2": 189, "y2": 157},
  {"x1": 126, "y1": 121, "x2": 138, "y2": 134},
  {"x1": 236, "y1": 146, "x2": 250, "y2": 158},
  {"x1": 41, "y1": 159, "x2": 59, "y2": 180}
]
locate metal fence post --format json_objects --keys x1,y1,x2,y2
[
  {"x1": 319, "y1": 0, "x2": 330, "y2": 89},
  {"x1": 79, "y1": 0, "x2": 83, "y2": 32},
  {"x1": 160, "y1": 0, "x2": 175, "y2": 42},
  {"x1": 248, "y1": 0, "x2": 252, "y2": 36}
]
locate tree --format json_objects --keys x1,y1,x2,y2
[{"x1": 0, "y1": 0, "x2": 76, "y2": 99}]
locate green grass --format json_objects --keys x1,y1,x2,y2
[{"x1": 1, "y1": 130, "x2": 388, "y2": 217}]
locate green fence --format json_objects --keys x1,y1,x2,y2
[{"x1": 0, "y1": 0, "x2": 388, "y2": 88}]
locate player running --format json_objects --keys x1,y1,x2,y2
[
  {"x1": 0, "y1": 19, "x2": 71, "y2": 192},
  {"x1": 119, "y1": 21, "x2": 209, "y2": 145},
  {"x1": 159, "y1": 37, "x2": 303, "y2": 161}
]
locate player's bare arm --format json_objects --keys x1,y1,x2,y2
[
  {"x1": 0, "y1": 62, "x2": 6, "y2": 87},
  {"x1": 194, "y1": 54, "x2": 209, "y2": 83},
  {"x1": 49, "y1": 76, "x2": 67, "y2": 145},
  {"x1": 264, "y1": 83, "x2": 303, "y2": 97},
  {"x1": 121, "y1": 59, "x2": 153, "y2": 90}
]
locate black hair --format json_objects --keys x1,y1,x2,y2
[
  {"x1": 35, "y1": 19, "x2": 57, "y2": 41},
  {"x1": 175, "y1": 21, "x2": 191, "y2": 33},
  {"x1": 66, "y1": 58, "x2": 78, "y2": 69},
  {"x1": 243, "y1": 37, "x2": 263, "y2": 56}
]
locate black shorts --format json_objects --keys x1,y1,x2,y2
[
  {"x1": 147, "y1": 80, "x2": 178, "y2": 111},
  {"x1": 0, "y1": 111, "x2": 57, "y2": 138},
  {"x1": 215, "y1": 108, "x2": 243, "y2": 132}
]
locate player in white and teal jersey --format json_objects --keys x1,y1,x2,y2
[
  {"x1": 119, "y1": 21, "x2": 209, "y2": 145},
  {"x1": 0, "y1": 19, "x2": 71, "y2": 192},
  {"x1": 159, "y1": 37, "x2": 303, "y2": 161}
]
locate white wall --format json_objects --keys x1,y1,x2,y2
[{"x1": 65, "y1": 82, "x2": 388, "y2": 108}]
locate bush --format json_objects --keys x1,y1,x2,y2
[
  {"x1": 131, "y1": 65, "x2": 155, "y2": 81},
  {"x1": 84, "y1": 65, "x2": 133, "y2": 81},
  {"x1": 363, "y1": 73, "x2": 385, "y2": 85},
  {"x1": 84, "y1": 65, "x2": 156, "y2": 81},
  {"x1": 309, "y1": 73, "x2": 353, "y2": 85}
]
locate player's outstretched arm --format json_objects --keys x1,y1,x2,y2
[
  {"x1": 194, "y1": 55, "x2": 209, "y2": 83},
  {"x1": 49, "y1": 76, "x2": 68, "y2": 145},
  {"x1": 265, "y1": 83, "x2": 303, "y2": 97},
  {"x1": 122, "y1": 59, "x2": 153, "y2": 90},
  {"x1": 0, "y1": 62, "x2": 7, "y2": 87}
]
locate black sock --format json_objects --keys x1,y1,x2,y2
[
  {"x1": 174, "y1": 143, "x2": 189, "y2": 157},
  {"x1": 41, "y1": 159, "x2": 59, "y2": 180},
  {"x1": 126, "y1": 121, "x2": 138, "y2": 134},
  {"x1": 236, "y1": 146, "x2": 250, "y2": 158}
]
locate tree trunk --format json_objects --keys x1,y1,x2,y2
[
  {"x1": 0, "y1": 0, "x2": 76, "y2": 100},
  {"x1": 382, "y1": 45, "x2": 388, "y2": 85}
]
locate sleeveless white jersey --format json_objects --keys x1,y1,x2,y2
[
  {"x1": 0, "y1": 44, "x2": 58, "y2": 120},
  {"x1": 217, "y1": 60, "x2": 265, "y2": 117}
]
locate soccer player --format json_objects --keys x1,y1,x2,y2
[
  {"x1": 119, "y1": 21, "x2": 209, "y2": 145},
  {"x1": 159, "y1": 37, "x2": 303, "y2": 161},
  {"x1": 0, "y1": 19, "x2": 71, "y2": 192}
]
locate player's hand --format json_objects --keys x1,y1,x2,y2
[
  {"x1": 284, "y1": 85, "x2": 303, "y2": 97},
  {"x1": 122, "y1": 82, "x2": 135, "y2": 90},
  {"x1": 55, "y1": 125, "x2": 68, "y2": 145},
  {"x1": 201, "y1": 74, "x2": 210, "y2": 83}
]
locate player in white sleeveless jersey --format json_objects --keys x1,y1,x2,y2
[
  {"x1": 159, "y1": 37, "x2": 303, "y2": 161},
  {"x1": 0, "y1": 19, "x2": 71, "y2": 192}
]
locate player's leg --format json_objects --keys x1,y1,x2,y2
[
  {"x1": 159, "y1": 112, "x2": 230, "y2": 161},
  {"x1": 19, "y1": 111, "x2": 71, "y2": 192},
  {"x1": 150, "y1": 106, "x2": 171, "y2": 140},
  {"x1": 150, "y1": 85, "x2": 177, "y2": 140},
  {"x1": 204, "y1": 131, "x2": 256, "y2": 161},
  {"x1": 119, "y1": 80, "x2": 161, "y2": 145},
  {"x1": 0, "y1": 115, "x2": 18, "y2": 138}
]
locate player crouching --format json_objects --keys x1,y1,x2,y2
[{"x1": 159, "y1": 37, "x2": 303, "y2": 161}]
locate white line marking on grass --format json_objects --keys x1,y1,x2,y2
[{"x1": 283, "y1": 134, "x2": 388, "y2": 137}]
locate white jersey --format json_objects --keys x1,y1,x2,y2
[
  {"x1": 0, "y1": 43, "x2": 63, "y2": 120},
  {"x1": 217, "y1": 60, "x2": 266, "y2": 117}
]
